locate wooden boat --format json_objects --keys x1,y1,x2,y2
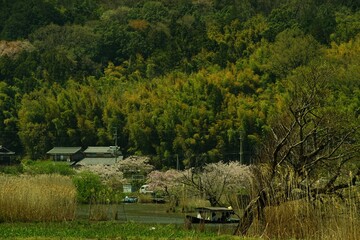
[{"x1": 185, "y1": 207, "x2": 240, "y2": 224}]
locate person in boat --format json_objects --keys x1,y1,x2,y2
[
  {"x1": 197, "y1": 211, "x2": 204, "y2": 219},
  {"x1": 211, "y1": 212, "x2": 217, "y2": 221},
  {"x1": 221, "y1": 212, "x2": 231, "y2": 222}
]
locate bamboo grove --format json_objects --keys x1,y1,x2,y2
[{"x1": 0, "y1": 0, "x2": 359, "y2": 170}]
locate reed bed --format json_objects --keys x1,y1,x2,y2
[
  {"x1": 257, "y1": 190, "x2": 360, "y2": 239},
  {"x1": 0, "y1": 174, "x2": 77, "y2": 222}
]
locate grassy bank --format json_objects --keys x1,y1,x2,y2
[{"x1": 0, "y1": 221, "x2": 254, "y2": 239}]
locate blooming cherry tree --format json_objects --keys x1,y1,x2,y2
[
  {"x1": 147, "y1": 162, "x2": 254, "y2": 208},
  {"x1": 117, "y1": 156, "x2": 154, "y2": 175},
  {"x1": 147, "y1": 169, "x2": 184, "y2": 204},
  {"x1": 182, "y1": 162, "x2": 254, "y2": 207}
]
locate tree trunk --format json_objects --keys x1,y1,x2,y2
[
  {"x1": 234, "y1": 189, "x2": 267, "y2": 235},
  {"x1": 233, "y1": 203, "x2": 255, "y2": 235}
]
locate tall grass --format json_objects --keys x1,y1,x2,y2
[
  {"x1": 0, "y1": 174, "x2": 77, "y2": 222},
  {"x1": 259, "y1": 195, "x2": 360, "y2": 240},
  {"x1": 247, "y1": 168, "x2": 360, "y2": 240}
]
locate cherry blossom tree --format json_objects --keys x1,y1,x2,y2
[
  {"x1": 147, "y1": 162, "x2": 254, "y2": 208},
  {"x1": 147, "y1": 169, "x2": 184, "y2": 207},
  {"x1": 182, "y1": 162, "x2": 254, "y2": 207},
  {"x1": 117, "y1": 156, "x2": 154, "y2": 175}
]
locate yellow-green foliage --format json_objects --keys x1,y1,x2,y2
[
  {"x1": 137, "y1": 194, "x2": 154, "y2": 203},
  {"x1": 0, "y1": 174, "x2": 76, "y2": 222}
]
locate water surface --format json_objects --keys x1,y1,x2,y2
[{"x1": 76, "y1": 203, "x2": 185, "y2": 224}]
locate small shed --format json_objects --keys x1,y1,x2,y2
[
  {"x1": 0, "y1": 145, "x2": 16, "y2": 165},
  {"x1": 47, "y1": 147, "x2": 83, "y2": 162}
]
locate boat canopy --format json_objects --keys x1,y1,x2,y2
[{"x1": 195, "y1": 207, "x2": 235, "y2": 213}]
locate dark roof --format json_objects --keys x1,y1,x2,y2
[
  {"x1": 47, "y1": 147, "x2": 82, "y2": 155},
  {"x1": 84, "y1": 146, "x2": 114, "y2": 154},
  {"x1": 195, "y1": 207, "x2": 235, "y2": 213},
  {"x1": 74, "y1": 157, "x2": 117, "y2": 166},
  {"x1": 0, "y1": 146, "x2": 15, "y2": 155}
]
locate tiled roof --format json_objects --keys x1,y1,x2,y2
[
  {"x1": 0, "y1": 146, "x2": 15, "y2": 155},
  {"x1": 74, "y1": 157, "x2": 117, "y2": 166},
  {"x1": 84, "y1": 146, "x2": 113, "y2": 154},
  {"x1": 46, "y1": 147, "x2": 82, "y2": 155}
]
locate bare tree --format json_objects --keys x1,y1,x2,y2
[{"x1": 234, "y1": 64, "x2": 360, "y2": 235}]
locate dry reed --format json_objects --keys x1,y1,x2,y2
[
  {"x1": 253, "y1": 188, "x2": 360, "y2": 240},
  {"x1": 0, "y1": 174, "x2": 77, "y2": 222}
]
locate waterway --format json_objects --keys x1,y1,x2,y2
[
  {"x1": 76, "y1": 203, "x2": 238, "y2": 235},
  {"x1": 76, "y1": 203, "x2": 185, "y2": 224}
]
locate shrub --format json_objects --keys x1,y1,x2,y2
[
  {"x1": 22, "y1": 160, "x2": 75, "y2": 175},
  {"x1": 0, "y1": 165, "x2": 23, "y2": 175},
  {"x1": 137, "y1": 194, "x2": 153, "y2": 203},
  {"x1": 72, "y1": 171, "x2": 104, "y2": 203}
]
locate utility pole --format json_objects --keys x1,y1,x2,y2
[
  {"x1": 239, "y1": 131, "x2": 243, "y2": 164},
  {"x1": 114, "y1": 127, "x2": 118, "y2": 162},
  {"x1": 176, "y1": 154, "x2": 179, "y2": 170}
]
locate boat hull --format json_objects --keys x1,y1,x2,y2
[{"x1": 185, "y1": 215, "x2": 239, "y2": 224}]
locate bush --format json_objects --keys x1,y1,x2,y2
[
  {"x1": 22, "y1": 160, "x2": 75, "y2": 175},
  {"x1": 137, "y1": 194, "x2": 153, "y2": 203},
  {"x1": 72, "y1": 171, "x2": 104, "y2": 203},
  {"x1": 0, "y1": 165, "x2": 23, "y2": 175}
]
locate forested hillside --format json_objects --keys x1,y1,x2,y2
[{"x1": 0, "y1": 0, "x2": 359, "y2": 169}]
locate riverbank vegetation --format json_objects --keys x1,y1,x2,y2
[
  {"x1": 0, "y1": 174, "x2": 76, "y2": 222},
  {"x1": 0, "y1": 221, "x2": 249, "y2": 240},
  {"x1": 0, "y1": 169, "x2": 359, "y2": 239}
]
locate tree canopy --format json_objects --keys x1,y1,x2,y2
[{"x1": 0, "y1": 0, "x2": 358, "y2": 171}]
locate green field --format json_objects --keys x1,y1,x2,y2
[
  {"x1": 0, "y1": 221, "x2": 199, "y2": 239},
  {"x1": 0, "y1": 221, "x2": 256, "y2": 240},
  {"x1": 0, "y1": 201, "x2": 248, "y2": 239}
]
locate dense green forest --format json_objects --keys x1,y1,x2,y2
[{"x1": 0, "y1": 0, "x2": 359, "y2": 169}]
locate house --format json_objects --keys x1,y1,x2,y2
[
  {"x1": 83, "y1": 146, "x2": 121, "y2": 158},
  {"x1": 0, "y1": 145, "x2": 16, "y2": 165},
  {"x1": 46, "y1": 147, "x2": 83, "y2": 162},
  {"x1": 74, "y1": 146, "x2": 123, "y2": 166}
]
